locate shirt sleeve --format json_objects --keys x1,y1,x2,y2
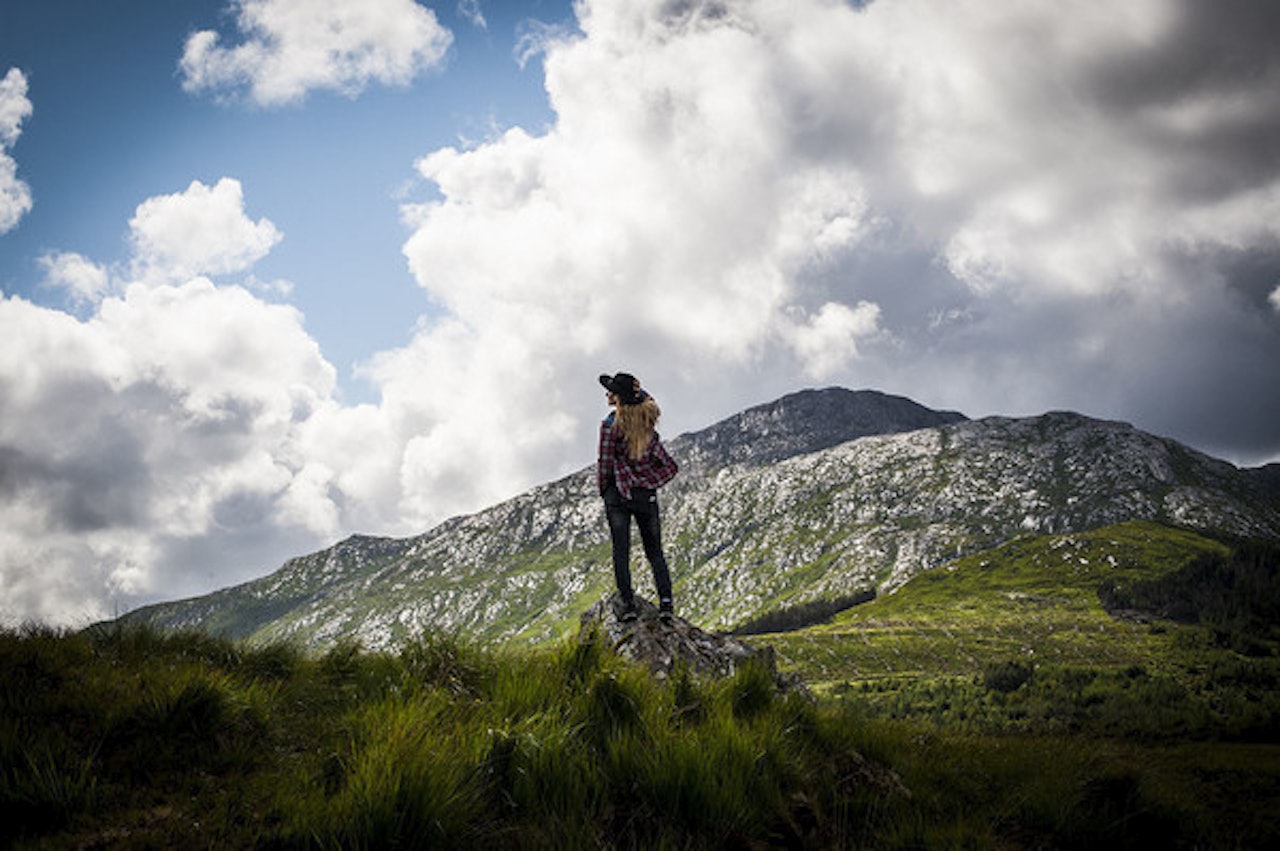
[
  {"x1": 596, "y1": 419, "x2": 615, "y2": 494},
  {"x1": 651, "y1": 434, "x2": 677, "y2": 474}
]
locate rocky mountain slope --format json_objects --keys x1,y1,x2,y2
[{"x1": 120, "y1": 388, "x2": 1280, "y2": 651}]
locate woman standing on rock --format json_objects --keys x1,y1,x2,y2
[{"x1": 597, "y1": 372, "x2": 679, "y2": 621}]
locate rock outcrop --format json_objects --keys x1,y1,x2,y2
[{"x1": 579, "y1": 594, "x2": 807, "y2": 695}]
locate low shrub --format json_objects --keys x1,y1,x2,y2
[{"x1": 983, "y1": 659, "x2": 1034, "y2": 693}]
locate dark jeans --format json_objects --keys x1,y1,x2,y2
[{"x1": 603, "y1": 485, "x2": 672, "y2": 604}]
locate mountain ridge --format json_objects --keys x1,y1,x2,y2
[
  {"x1": 119, "y1": 387, "x2": 1280, "y2": 651},
  {"x1": 667, "y1": 387, "x2": 967, "y2": 472}
]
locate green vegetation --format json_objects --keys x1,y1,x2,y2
[
  {"x1": 4, "y1": 520, "x2": 1278, "y2": 848},
  {"x1": 2, "y1": 622, "x2": 896, "y2": 848},
  {"x1": 770, "y1": 522, "x2": 1280, "y2": 734},
  {"x1": 768, "y1": 521, "x2": 1243, "y2": 687}
]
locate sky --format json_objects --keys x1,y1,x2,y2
[{"x1": 1, "y1": 0, "x2": 1278, "y2": 627}]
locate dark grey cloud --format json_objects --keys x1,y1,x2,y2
[
  {"x1": 0, "y1": 373, "x2": 149, "y2": 531},
  {"x1": 1085, "y1": 8, "x2": 1280, "y2": 207},
  {"x1": 1088, "y1": 0, "x2": 1280, "y2": 109}
]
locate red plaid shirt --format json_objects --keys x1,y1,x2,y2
[{"x1": 597, "y1": 414, "x2": 678, "y2": 500}]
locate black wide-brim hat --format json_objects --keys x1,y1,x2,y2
[{"x1": 599, "y1": 372, "x2": 644, "y2": 405}]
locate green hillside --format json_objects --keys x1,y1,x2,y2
[{"x1": 767, "y1": 520, "x2": 1280, "y2": 738}]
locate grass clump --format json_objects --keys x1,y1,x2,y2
[{"x1": 286, "y1": 691, "x2": 487, "y2": 848}]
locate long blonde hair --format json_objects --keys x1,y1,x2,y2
[{"x1": 615, "y1": 396, "x2": 661, "y2": 460}]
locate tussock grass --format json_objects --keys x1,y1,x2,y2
[
  {"x1": 2, "y1": 622, "x2": 1274, "y2": 850},
  {"x1": 2, "y1": 622, "x2": 900, "y2": 848},
  {"x1": 3, "y1": 523, "x2": 1278, "y2": 849}
]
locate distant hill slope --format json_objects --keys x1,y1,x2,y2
[
  {"x1": 765, "y1": 519, "x2": 1280, "y2": 743},
  {"x1": 767, "y1": 519, "x2": 1238, "y2": 685},
  {"x1": 120, "y1": 388, "x2": 1280, "y2": 651}
]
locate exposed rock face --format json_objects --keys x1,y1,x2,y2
[{"x1": 579, "y1": 595, "x2": 805, "y2": 694}]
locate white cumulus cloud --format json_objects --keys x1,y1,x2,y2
[
  {"x1": 393, "y1": 0, "x2": 1280, "y2": 480},
  {"x1": 0, "y1": 67, "x2": 33, "y2": 234},
  {"x1": 787, "y1": 302, "x2": 884, "y2": 380},
  {"x1": 180, "y1": 0, "x2": 454, "y2": 106},
  {"x1": 0, "y1": 67, "x2": 30, "y2": 146},
  {"x1": 390, "y1": 2, "x2": 899, "y2": 517},
  {"x1": 38, "y1": 252, "x2": 111, "y2": 304},
  {"x1": 0, "y1": 183, "x2": 338, "y2": 626},
  {"x1": 129, "y1": 178, "x2": 282, "y2": 283}
]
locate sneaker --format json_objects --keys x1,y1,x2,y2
[
  {"x1": 659, "y1": 599, "x2": 674, "y2": 621},
  {"x1": 620, "y1": 601, "x2": 638, "y2": 623}
]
